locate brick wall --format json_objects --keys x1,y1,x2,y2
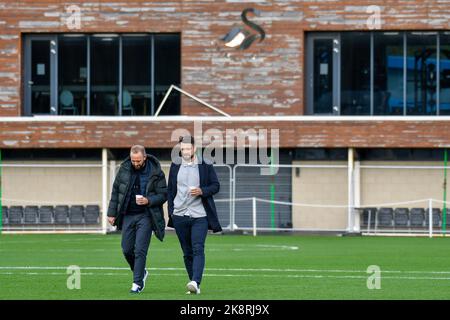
[
  {"x1": 0, "y1": 1, "x2": 449, "y2": 148},
  {"x1": 1, "y1": 118, "x2": 450, "y2": 148}
]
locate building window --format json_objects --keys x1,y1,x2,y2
[
  {"x1": 24, "y1": 33, "x2": 180, "y2": 116},
  {"x1": 440, "y1": 32, "x2": 450, "y2": 115},
  {"x1": 373, "y1": 32, "x2": 404, "y2": 115},
  {"x1": 58, "y1": 35, "x2": 88, "y2": 115},
  {"x1": 306, "y1": 31, "x2": 450, "y2": 116},
  {"x1": 341, "y1": 32, "x2": 371, "y2": 115}
]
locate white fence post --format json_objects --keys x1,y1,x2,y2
[
  {"x1": 429, "y1": 198, "x2": 433, "y2": 238},
  {"x1": 102, "y1": 148, "x2": 108, "y2": 235},
  {"x1": 252, "y1": 197, "x2": 257, "y2": 237}
]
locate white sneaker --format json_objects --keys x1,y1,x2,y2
[
  {"x1": 186, "y1": 281, "x2": 201, "y2": 294},
  {"x1": 130, "y1": 283, "x2": 142, "y2": 294}
]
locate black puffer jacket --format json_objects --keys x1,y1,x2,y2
[{"x1": 107, "y1": 154, "x2": 167, "y2": 241}]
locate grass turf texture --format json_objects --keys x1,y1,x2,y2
[{"x1": 0, "y1": 232, "x2": 449, "y2": 300}]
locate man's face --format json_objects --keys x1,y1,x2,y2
[
  {"x1": 130, "y1": 152, "x2": 146, "y2": 169},
  {"x1": 180, "y1": 142, "x2": 195, "y2": 161}
]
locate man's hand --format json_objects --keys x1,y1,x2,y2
[
  {"x1": 190, "y1": 187, "x2": 203, "y2": 197},
  {"x1": 107, "y1": 217, "x2": 116, "y2": 226},
  {"x1": 136, "y1": 197, "x2": 150, "y2": 206}
]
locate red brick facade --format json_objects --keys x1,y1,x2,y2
[{"x1": 0, "y1": 1, "x2": 449, "y2": 148}]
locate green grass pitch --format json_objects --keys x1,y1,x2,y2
[{"x1": 0, "y1": 232, "x2": 449, "y2": 300}]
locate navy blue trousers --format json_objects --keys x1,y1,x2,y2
[
  {"x1": 121, "y1": 213, "x2": 152, "y2": 287},
  {"x1": 172, "y1": 215, "x2": 208, "y2": 285}
]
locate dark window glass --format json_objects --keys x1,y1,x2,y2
[
  {"x1": 357, "y1": 148, "x2": 444, "y2": 161},
  {"x1": 154, "y1": 34, "x2": 180, "y2": 115},
  {"x1": 122, "y1": 35, "x2": 152, "y2": 116},
  {"x1": 58, "y1": 35, "x2": 87, "y2": 115},
  {"x1": 90, "y1": 35, "x2": 119, "y2": 115},
  {"x1": 313, "y1": 39, "x2": 333, "y2": 114},
  {"x1": 31, "y1": 40, "x2": 51, "y2": 114},
  {"x1": 341, "y1": 32, "x2": 371, "y2": 115},
  {"x1": 406, "y1": 32, "x2": 437, "y2": 115},
  {"x1": 373, "y1": 32, "x2": 404, "y2": 115},
  {"x1": 439, "y1": 32, "x2": 450, "y2": 115}
]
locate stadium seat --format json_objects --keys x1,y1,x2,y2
[
  {"x1": 394, "y1": 208, "x2": 409, "y2": 227},
  {"x1": 8, "y1": 206, "x2": 23, "y2": 224},
  {"x1": 410, "y1": 208, "x2": 425, "y2": 227},
  {"x1": 425, "y1": 208, "x2": 441, "y2": 227},
  {"x1": 23, "y1": 206, "x2": 39, "y2": 224},
  {"x1": 69, "y1": 206, "x2": 84, "y2": 224},
  {"x1": 39, "y1": 206, "x2": 54, "y2": 224},
  {"x1": 85, "y1": 205, "x2": 100, "y2": 224},
  {"x1": 377, "y1": 207, "x2": 394, "y2": 227},
  {"x1": 1, "y1": 206, "x2": 8, "y2": 224},
  {"x1": 361, "y1": 207, "x2": 377, "y2": 227},
  {"x1": 54, "y1": 205, "x2": 69, "y2": 224}
]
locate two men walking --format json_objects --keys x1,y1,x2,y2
[{"x1": 107, "y1": 137, "x2": 222, "y2": 295}]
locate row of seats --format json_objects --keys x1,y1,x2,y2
[
  {"x1": 1, "y1": 205, "x2": 100, "y2": 225},
  {"x1": 360, "y1": 207, "x2": 450, "y2": 228}
]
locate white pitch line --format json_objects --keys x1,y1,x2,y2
[
  {"x1": 1, "y1": 266, "x2": 450, "y2": 275},
  {"x1": 0, "y1": 271, "x2": 450, "y2": 281}
]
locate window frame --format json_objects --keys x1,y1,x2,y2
[
  {"x1": 306, "y1": 31, "x2": 448, "y2": 116},
  {"x1": 23, "y1": 33, "x2": 180, "y2": 116}
]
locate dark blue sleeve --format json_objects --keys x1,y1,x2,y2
[{"x1": 200, "y1": 164, "x2": 220, "y2": 197}]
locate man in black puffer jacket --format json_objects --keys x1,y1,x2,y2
[{"x1": 107, "y1": 145, "x2": 167, "y2": 294}]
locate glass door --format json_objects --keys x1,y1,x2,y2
[
  {"x1": 24, "y1": 35, "x2": 57, "y2": 115},
  {"x1": 306, "y1": 34, "x2": 340, "y2": 115}
]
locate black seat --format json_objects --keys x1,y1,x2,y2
[
  {"x1": 361, "y1": 207, "x2": 377, "y2": 227},
  {"x1": 69, "y1": 206, "x2": 84, "y2": 224},
  {"x1": 23, "y1": 206, "x2": 39, "y2": 224},
  {"x1": 410, "y1": 208, "x2": 425, "y2": 227},
  {"x1": 394, "y1": 208, "x2": 409, "y2": 227},
  {"x1": 85, "y1": 205, "x2": 100, "y2": 224},
  {"x1": 8, "y1": 206, "x2": 23, "y2": 224},
  {"x1": 54, "y1": 205, "x2": 69, "y2": 224},
  {"x1": 425, "y1": 208, "x2": 441, "y2": 227},
  {"x1": 39, "y1": 206, "x2": 54, "y2": 224},
  {"x1": 1, "y1": 206, "x2": 8, "y2": 225},
  {"x1": 377, "y1": 207, "x2": 394, "y2": 227}
]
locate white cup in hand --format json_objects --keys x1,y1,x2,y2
[{"x1": 136, "y1": 195, "x2": 143, "y2": 204}]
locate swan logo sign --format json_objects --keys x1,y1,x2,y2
[{"x1": 221, "y1": 8, "x2": 265, "y2": 50}]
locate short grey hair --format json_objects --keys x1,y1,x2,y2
[{"x1": 130, "y1": 145, "x2": 146, "y2": 157}]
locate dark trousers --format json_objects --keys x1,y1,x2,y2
[
  {"x1": 172, "y1": 215, "x2": 208, "y2": 286},
  {"x1": 121, "y1": 213, "x2": 152, "y2": 287}
]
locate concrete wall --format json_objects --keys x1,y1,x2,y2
[
  {"x1": 291, "y1": 160, "x2": 448, "y2": 230},
  {"x1": 360, "y1": 161, "x2": 445, "y2": 209},
  {"x1": 291, "y1": 160, "x2": 348, "y2": 230}
]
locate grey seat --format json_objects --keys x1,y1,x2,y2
[
  {"x1": 1, "y1": 206, "x2": 8, "y2": 225},
  {"x1": 122, "y1": 90, "x2": 135, "y2": 115},
  {"x1": 410, "y1": 208, "x2": 425, "y2": 227},
  {"x1": 60, "y1": 90, "x2": 78, "y2": 115},
  {"x1": 85, "y1": 205, "x2": 100, "y2": 224},
  {"x1": 8, "y1": 206, "x2": 23, "y2": 224},
  {"x1": 425, "y1": 208, "x2": 441, "y2": 227},
  {"x1": 377, "y1": 207, "x2": 394, "y2": 227},
  {"x1": 54, "y1": 205, "x2": 69, "y2": 224},
  {"x1": 23, "y1": 206, "x2": 39, "y2": 224},
  {"x1": 394, "y1": 208, "x2": 409, "y2": 227},
  {"x1": 361, "y1": 207, "x2": 377, "y2": 227},
  {"x1": 69, "y1": 206, "x2": 84, "y2": 224},
  {"x1": 39, "y1": 206, "x2": 54, "y2": 224}
]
